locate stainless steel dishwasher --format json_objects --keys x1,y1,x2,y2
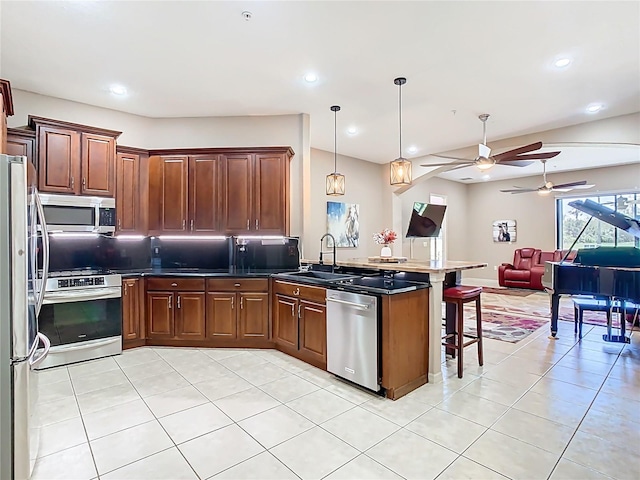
[{"x1": 326, "y1": 290, "x2": 379, "y2": 391}]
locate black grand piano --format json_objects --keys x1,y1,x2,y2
[{"x1": 542, "y1": 199, "x2": 640, "y2": 342}]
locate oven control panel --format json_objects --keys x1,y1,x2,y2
[{"x1": 57, "y1": 277, "x2": 106, "y2": 288}]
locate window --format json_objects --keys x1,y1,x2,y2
[{"x1": 556, "y1": 192, "x2": 640, "y2": 249}]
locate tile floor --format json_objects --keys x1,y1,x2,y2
[{"x1": 32, "y1": 292, "x2": 640, "y2": 480}]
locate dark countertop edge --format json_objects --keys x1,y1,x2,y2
[
  {"x1": 118, "y1": 269, "x2": 297, "y2": 278},
  {"x1": 272, "y1": 273, "x2": 431, "y2": 295}
]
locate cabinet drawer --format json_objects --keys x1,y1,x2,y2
[
  {"x1": 146, "y1": 277, "x2": 205, "y2": 291},
  {"x1": 272, "y1": 279, "x2": 326, "y2": 304},
  {"x1": 206, "y1": 278, "x2": 269, "y2": 292}
]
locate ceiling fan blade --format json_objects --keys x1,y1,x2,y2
[
  {"x1": 420, "y1": 161, "x2": 473, "y2": 167},
  {"x1": 498, "y1": 160, "x2": 535, "y2": 167},
  {"x1": 568, "y1": 184, "x2": 595, "y2": 190},
  {"x1": 501, "y1": 151, "x2": 561, "y2": 161},
  {"x1": 551, "y1": 180, "x2": 588, "y2": 189},
  {"x1": 492, "y1": 142, "x2": 543, "y2": 162},
  {"x1": 430, "y1": 154, "x2": 470, "y2": 161},
  {"x1": 446, "y1": 164, "x2": 474, "y2": 172},
  {"x1": 499, "y1": 188, "x2": 538, "y2": 193}
]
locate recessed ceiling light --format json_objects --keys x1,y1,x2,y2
[
  {"x1": 554, "y1": 57, "x2": 572, "y2": 68},
  {"x1": 347, "y1": 126, "x2": 358, "y2": 135},
  {"x1": 303, "y1": 73, "x2": 318, "y2": 83},
  {"x1": 407, "y1": 146, "x2": 418, "y2": 154},
  {"x1": 109, "y1": 84, "x2": 127, "y2": 96},
  {"x1": 586, "y1": 103, "x2": 604, "y2": 113}
]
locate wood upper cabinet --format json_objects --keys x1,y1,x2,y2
[
  {"x1": 29, "y1": 116, "x2": 121, "y2": 196},
  {"x1": 147, "y1": 291, "x2": 174, "y2": 339},
  {"x1": 175, "y1": 292, "x2": 205, "y2": 340},
  {"x1": 122, "y1": 278, "x2": 144, "y2": 346},
  {"x1": 0, "y1": 79, "x2": 14, "y2": 155},
  {"x1": 81, "y1": 133, "x2": 115, "y2": 196},
  {"x1": 189, "y1": 155, "x2": 223, "y2": 233},
  {"x1": 223, "y1": 153, "x2": 252, "y2": 232},
  {"x1": 254, "y1": 153, "x2": 289, "y2": 234},
  {"x1": 116, "y1": 151, "x2": 140, "y2": 233},
  {"x1": 160, "y1": 156, "x2": 189, "y2": 232},
  {"x1": 6, "y1": 128, "x2": 35, "y2": 166},
  {"x1": 38, "y1": 126, "x2": 81, "y2": 194}
]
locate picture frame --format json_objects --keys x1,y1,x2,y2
[{"x1": 493, "y1": 219, "x2": 516, "y2": 243}]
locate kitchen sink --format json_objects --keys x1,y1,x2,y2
[{"x1": 280, "y1": 271, "x2": 360, "y2": 281}]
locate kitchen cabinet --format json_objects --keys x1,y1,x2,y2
[
  {"x1": 6, "y1": 128, "x2": 35, "y2": 167},
  {"x1": 29, "y1": 116, "x2": 121, "y2": 196},
  {"x1": 146, "y1": 278, "x2": 206, "y2": 342},
  {"x1": 116, "y1": 146, "x2": 149, "y2": 234},
  {"x1": 205, "y1": 278, "x2": 270, "y2": 345},
  {"x1": 272, "y1": 279, "x2": 327, "y2": 369},
  {"x1": 0, "y1": 79, "x2": 13, "y2": 154},
  {"x1": 122, "y1": 278, "x2": 145, "y2": 349},
  {"x1": 223, "y1": 151, "x2": 290, "y2": 235},
  {"x1": 149, "y1": 147, "x2": 292, "y2": 236},
  {"x1": 149, "y1": 154, "x2": 223, "y2": 235}
]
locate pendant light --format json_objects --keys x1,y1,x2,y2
[
  {"x1": 390, "y1": 77, "x2": 412, "y2": 185},
  {"x1": 326, "y1": 105, "x2": 345, "y2": 195}
]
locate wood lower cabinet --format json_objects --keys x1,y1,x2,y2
[
  {"x1": 205, "y1": 279, "x2": 270, "y2": 346},
  {"x1": 272, "y1": 280, "x2": 327, "y2": 369},
  {"x1": 174, "y1": 292, "x2": 205, "y2": 340},
  {"x1": 147, "y1": 291, "x2": 174, "y2": 339},
  {"x1": 30, "y1": 117, "x2": 121, "y2": 196},
  {"x1": 122, "y1": 278, "x2": 145, "y2": 349}
]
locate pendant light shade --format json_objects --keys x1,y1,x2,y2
[
  {"x1": 390, "y1": 77, "x2": 412, "y2": 186},
  {"x1": 326, "y1": 105, "x2": 345, "y2": 196}
]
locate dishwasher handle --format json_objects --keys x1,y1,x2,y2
[{"x1": 326, "y1": 297, "x2": 371, "y2": 310}]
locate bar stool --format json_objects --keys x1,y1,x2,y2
[{"x1": 442, "y1": 285, "x2": 484, "y2": 378}]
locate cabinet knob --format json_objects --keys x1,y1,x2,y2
[
  {"x1": 168, "y1": 298, "x2": 172, "y2": 309},
  {"x1": 190, "y1": 220, "x2": 194, "y2": 231},
  {"x1": 171, "y1": 283, "x2": 178, "y2": 287},
  {"x1": 293, "y1": 287, "x2": 300, "y2": 296},
  {"x1": 82, "y1": 177, "x2": 86, "y2": 188},
  {"x1": 182, "y1": 219, "x2": 186, "y2": 229},
  {"x1": 70, "y1": 176, "x2": 74, "y2": 189},
  {"x1": 234, "y1": 283, "x2": 241, "y2": 287},
  {"x1": 231, "y1": 296, "x2": 235, "y2": 309},
  {"x1": 241, "y1": 297, "x2": 244, "y2": 309},
  {"x1": 255, "y1": 219, "x2": 258, "y2": 230},
  {"x1": 177, "y1": 295, "x2": 181, "y2": 309},
  {"x1": 246, "y1": 219, "x2": 250, "y2": 230},
  {"x1": 118, "y1": 219, "x2": 121, "y2": 229}
]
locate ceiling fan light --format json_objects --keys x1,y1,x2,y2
[
  {"x1": 476, "y1": 160, "x2": 494, "y2": 171},
  {"x1": 390, "y1": 158, "x2": 412, "y2": 185},
  {"x1": 326, "y1": 173, "x2": 345, "y2": 196},
  {"x1": 537, "y1": 188, "x2": 552, "y2": 196}
]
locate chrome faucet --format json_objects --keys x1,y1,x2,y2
[{"x1": 319, "y1": 233, "x2": 337, "y2": 272}]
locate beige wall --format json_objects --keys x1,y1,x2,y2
[
  {"x1": 466, "y1": 163, "x2": 640, "y2": 281},
  {"x1": 9, "y1": 89, "x2": 307, "y2": 237},
  {"x1": 398, "y1": 176, "x2": 469, "y2": 261},
  {"x1": 306, "y1": 148, "x2": 389, "y2": 261}
]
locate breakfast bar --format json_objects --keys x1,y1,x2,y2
[{"x1": 306, "y1": 259, "x2": 488, "y2": 384}]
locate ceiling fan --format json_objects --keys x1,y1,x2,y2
[
  {"x1": 500, "y1": 159, "x2": 595, "y2": 195},
  {"x1": 420, "y1": 114, "x2": 562, "y2": 171}
]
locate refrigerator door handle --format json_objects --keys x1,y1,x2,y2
[
  {"x1": 29, "y1": 332, "x2": 51, "y2": 367},
  {"x1": 34, "y1": 190, "x2": 50, "y2": 316}
]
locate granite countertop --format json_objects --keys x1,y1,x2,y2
[{"x1": 301, "y1": 258, "x2": 488, "y2": 274}]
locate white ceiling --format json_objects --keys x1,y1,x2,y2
[{"x1": 2, "y1": 1, "x2": 639, "y2": 171}]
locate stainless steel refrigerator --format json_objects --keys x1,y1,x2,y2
[{"x1": 0, "y1": 154, "x2": 51, "y2": 480}]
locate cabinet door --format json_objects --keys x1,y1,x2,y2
[
  {"x1": 116, "y1": 152, "x2": 139, "y2": 233},
  {"x1": 6, "y1": 132, "x2": 35, "y2": 167},
  {"x1": 273, "y1": 295, "x2": 298, "y2": 349},
  {"x1": 299, "y1": 300, "x2": 327, "y2": 366},
  {"x1": 161, "y1": 156, "x2": 189, "y2": 232},
  {"x1": 122, "y1": 278, "x2": 141, "y2": 341},
  {"x1": 81, "y1": 133, "x2": 115, "y2": 196},
  {"x1": 189, "y1": 155, "x2": 222, "y2": 233},
  {"x1": 205, "y1": 292, "x2": 236, "y2": 339},
  {"x1": 175, "y1": 292, "x2": 205, "y2": 340},
  {"x1": 38, "y1": 126, "x2": 80, "y2": 194},
  {"x1": 238, "y1": 293, "x2": 269, "y2": 340},
  {"x1": 222, "y1": 154, "x2": 252, "y2": 233},
  {"x1": 254, "y1": 153, "x2": 288, "y2": 234},
  {"x1": 147, "y1": 292, "x2": 174, "y2": 338}
]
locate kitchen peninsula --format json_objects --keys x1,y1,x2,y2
[{"x1": 305, "y1": 258, "x2": 488, "y2": 384}]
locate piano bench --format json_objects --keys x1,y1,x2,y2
[{"x1": 573, "y1": 298, "x2": 640, "y2": 339}]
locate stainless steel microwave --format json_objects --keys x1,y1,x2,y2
[{"x1": 39, "y1": 194, "x2": 116, "y2": 234}]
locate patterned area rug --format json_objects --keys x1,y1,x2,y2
[
  {"x1": 463, "y1": 310, "x2": 548, "y2": 343},
  {"x1": 482, "y1": 286, "x2": 535, "y2": 297}
]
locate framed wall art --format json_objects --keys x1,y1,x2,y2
[
  {"x1": 326, "y1": 201, "x2": 360, "y2": 247},
  {"x1": 493, "y1": 219, "x2": 516, "y2": 243}
]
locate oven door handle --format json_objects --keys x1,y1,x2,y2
[
  {"x1": 326, "y1": 297, "x2": 371, "y2": 310},
  {"x1": 42, "y1": 287, "x2": 122, "y2": 304}
]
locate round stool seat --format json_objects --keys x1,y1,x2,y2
[{"x1": 443, "y1": 285, "x2": 482, "y2": 300}]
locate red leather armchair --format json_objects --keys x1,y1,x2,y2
[{"x1": 498, "y1": 248, "x2": 542, "y2": 289}]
